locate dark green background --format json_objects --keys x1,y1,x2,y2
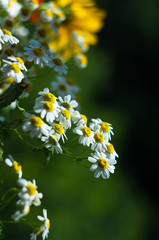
[{"x1": 1, "y1": 0, "x2": 159, "y2": 239}]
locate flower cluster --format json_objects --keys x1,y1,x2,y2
[
  {"x1": 23, "y1": 88, "x2": 118, "y2": 179},
  {"x1": 4, "y1": 154, "x2": 50, "y2": 240},
  {"x1": 0, "y1": 1, "x2": 118, "y2": 240}
]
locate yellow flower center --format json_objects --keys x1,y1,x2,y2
[
  {"x1": 53, "y1": 123, "x2": 64, "y2": 134},
  {"x1": 106, "y1": 143, "x2": 114, "y2": 154},
  {"x1": 61, "y1": 109, "x2": 71, "y2": 119},
  {"x1": 3, "y1": 28, "x2": 12, "y2": 35},
  {"x1": 16, "y1": 57, "x2": 24, "y2": 65},
  {"x1": 25, "y1": 83, "x2": 32, "y2": 92},
  {"x1": 80, "y1": 114, "x2": 87, "y2": 124},
  {"x1": 11, "y1": 63, "x2": 21, "y2": 73},
  {"x1": 61, "y1": 102, "x2": 71, "y2": 110},
  {"x1": 45, "y1": 9, "x2": 53, "y2": 17},
  {"x1": 12, "y1": 161, "x2": 22, "y2": 173},
  {"x1": 27, "y1": 183, "x2": 37, "y2": 196},
  {"x1": 5, "y1": 48, "x2": 14, "y2": 56},
  {"x1": 33, "y1": 47, "x2": 45, "y2": 57},
  {"x1": 43, "y1": 93, "x2": 56, "y2": 103},
  {"x1": 53, "y1": 58, "x2": 63, "y2": 66},
  {"x1": 59, "y1": 84, "x2": 67, "y2": 91},
  {"x1": 78, "y1": 54, "x2": 87, "y2": 65},
  {"x1": 47, "y1": 218, "x2": 50, "y2": 229},
  {"x1": 30, "y1": 116, "x2": 43, "y2": 127},
  {"x1": 100, "y1": 122, "x2": 110, "y2": 133},
  {"x1": 66, "y1": 77, "x2": 74, "y2": 86},
  {"x1": 39, "y1": 40, "x2": 49, "y2": 49},
  {"x1": 49, "y1": 134, "x2": 58, "y2": 145},
  {"x1": 21, "y1": 7, "x2": 30, "y2": 17},
  {"x1": 94, "y1": 132, "x2": 104, "y2": 143},
  {"x1": 97, "y1": 158, "x2": 109, "y2": 170},
  {"x1": 31, "y1": 0, "x2": 38, "y2": 4},
  {"x1": 6, "y1": 77, "x2": 14, "y2": 83},
  {"x1": 82, "y1": 126, "x2": 91, "y2": 137},
  {"x1": 43, "y1": 101, "x2": 54, "y2": 112}
]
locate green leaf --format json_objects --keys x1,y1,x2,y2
[{"x1": 16, "y1": 100, "x2": 25, "y2": 113}]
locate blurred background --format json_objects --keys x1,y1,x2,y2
[{"x1": 1, "y1": 0, "x2": 159, "y2": 239}]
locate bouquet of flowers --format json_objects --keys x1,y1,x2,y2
[{"x1": 0, "y1": 1, "x2": 118, "y2": 239}]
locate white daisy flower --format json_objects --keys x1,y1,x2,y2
[
  {"x1": 2, "y1": 28, "x2": 19, "y2": 45},
  {"x1": 17, "y1": 178, "x2": 43, "y2": 207},
  {"x1": 88, "y1": 151, "x2": 117, "y2": 179},
  {"x1": 24, "y1": 40, "x2": 50, "y2": 67},
  {"x1": 91, "y1": 131, "x2": 107, "y2": 152},
  {"x1": 41, "y1": 133, "x2": 63, "y2": 154},
  {"x1": 0, "y1": 0, "x2": 21, "y2": 18},
  {"x1": 74, "y1": 53, "x2": 88, "y2": 68},
  {"x1": 0, "y1": 28, "x2": 4, "y2": 50},
  {"x1": 23, "y1": 112, "x2": 50, "y2": 138},
  {"x1": 41, "y1": 9, "x2": 54, "y2": 22},
  {"x1": 73, "y1": 125, "x2": 94, "y2": 147},
  {"x1": 51, "y1": 75, "x2": 80, "y2": 98},
  {"x1": 58, "y1": 95, "x2": 78, "y2": 112},
  {"x1": 1, "y1": 58, "x2": 26, "y2": 83},
  {"x1": 90, "y1": 118, "x2": 114, "y2": 141},
  {"x1": 35, "y1": 88, "x2": 57, "y2": 104},
  {"x1": 51, "y1": 123, "x2": 67, "y2": 142},
  {"x1": 72, "y1": 31, "x2": 88, "y2": 52},
  {"x1": 105, "y1": 143, "x2": 119, "y2": 160},
  {"x1": 47, "y1": 56, "x2": 68, "y2": 75},
  {"x1": 24, "y1": 0, "x2": 39, "y2": 10},
  {"x1": 12, "y1": 204, "x2": 30, "y2": 221},
  {"x1": 57, "y1": 108, "x2": 72, "y2": 129},
  {"x1": 34, "y1": 101, "x2": 60, "y2": 123},
  {"x1": 30, "y1": 209, "x2": 50, "y2": 240},
  {"x1": 75, "y1": 114, "x2": 88, "y2": 127},
  {"x1": 5, "y1": 154, "x2": 22, "y2": 178},
  {"x1": 7, "y1": 55, "x2": 27, "y2": 71}
]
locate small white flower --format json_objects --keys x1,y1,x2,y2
[
  {"x1": 1, "y1": 58, "x2": 26, "y2": 83},
  {"x1": 41, "y1": 9, "x2": 54, "y2": 22},
  {"x1": 51, "y1": 75, "x2": 80, "y2": 98},
  {"x1": 58, "y1": 95, "x2": 78, "y2": 112},
  {"x1": 25, "y1": 0, "x2": 39, "y2": 10},
  {"x1": 34, "y1": 101, "x2": 60, "y2": 123},
  {"x1": 2, "y1": 28, "x2": 19, "y2": 45},
  {"x1": 90, "y1": 118, "x2": 114, "y2": 141},
  {"x1": 0, "y1": 0, "x2": 21, "y2": 18},
  {"x1": 74, "y1": 113, "x2": 87, "y2": 127},
  {"x1": 5, "y1": 154, "x2": 22, "y2": 178},
  {"x1": 24, "y1": 40, "x2": 50, "y2": 67},
  {"x1": 12, "y1": 204, "x2": 30, "y2": 221},
  {"x1": 72, "y1": 31, "x2": 88, "y2": 52},
  {"x1": 105, "y1": 143, "x2": 119, "y2": 160},
  {"x1": 35, "y1": 88, "x2": 56, "y2": 104},
  {"x1": 7, "y1": 55, "x2": 27, "y2": 71},
  {"x1": 74, "y1": 53, "x2": 88, "y2": 68},
  {"x1": 47, "y1": 56, "x2": 68, "y2": 75},
  {"x1": 30, "y1": 209, "x2": 50, "y2": 240},
  {"x1": 41, "y1": 133, "x2": 63, "y2": 154},
  {"x1": 57, "y1": 108, "x2": 72, "y2": 129},
  {"x1": 23, "y1": 112, "x2": 50, "y2": 138},
  {"x1": 88, "y1": 151, "x2": 117, "y2": 179},
  {"x1": 91, "y1": 131, "x2": 107, "y2": 152},
  {"x1": 73, "y1": 125, "x2": 94, "y2": 147},
  {"x1": 17, "y1": 178, "x2": 43, "y2": 207},
  {"x1": 51, "y1": 123, "x2": 67, "y2": 142}
]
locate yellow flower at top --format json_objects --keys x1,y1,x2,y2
[{"x1": 48, "y1": 0, "x2": 106, "y2": 60}]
